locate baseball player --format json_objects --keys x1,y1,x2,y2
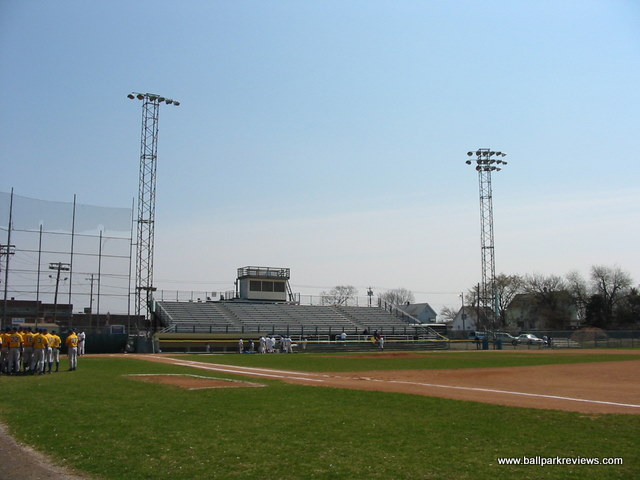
[
  {"x1": 21, "y1": 327, "x2": 35, "y2": 374},
  {"x1": 78, "y1": 331, "x2": 86, "y2": 356},
  {"x1": 66, "y1": 330, "x2": 79, "y2": 370},
  {"x1": 49, "y1": 330, "x2": 62, "y2": 372},
  {"x1": 0, "y1": 327, "x2": 10, "y2": 374},
  {"x1": 7, "y1": 327, "x2": 23, "y2": 375},
  {"x1": 44, "y1": 329, "x2": 54, "y2": 374},
  {"x1": 32, "y1": 329, "x2": 50, "y2": 375}
]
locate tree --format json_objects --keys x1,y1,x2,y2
[
  {"x1": 438, "y1": 305, "x2": 459, "y2": 323},
  {"x1": 566, "y1": 270, "x2": 589, "y2": 323},
  {"x1": 320, "y1": 285, "x2": 358, "y2": 306},
  {"x1": 494, "y1": 274, "x2": 524, "y2": 327},
  {"x1": 379, "y1": 288, "x2": 415, "y2": 306},
  {"x1": 459, "y1": 275, "x2": 524, "y2": 329},
  {"x1": 584, "y1": 265, "x2": 633, "y2": 327},
  {"x1": 615, "y1": 287, "x2": 640, "y2": 328},
  {"x1": 522, "y1": 273, "x2": 572, "y2": 329}
]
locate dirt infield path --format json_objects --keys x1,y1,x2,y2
[
  {"x1": 0, "y1": 423, "x2": 97, "y2": 480},
  {"x1": 132, "y1": 352, "x2": 640, "y2": 415}
]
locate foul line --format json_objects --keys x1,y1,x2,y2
[
  {"x1": 149, "y1": 356, "x2": 640, "y2": 410},
  {"x1": 155, "y1": 357, "x2": 327, "y2": 383},
  {"x1": 376, "y1": 379, "x2": 640, "y2": 409}
]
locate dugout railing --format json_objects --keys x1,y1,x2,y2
[{"x1": 153, "y1": 333, "x2": 450, "y2": 353}]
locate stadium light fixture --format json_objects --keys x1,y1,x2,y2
[{"x1": 127, "y1": 92, "x2": 181, "y2": 107}]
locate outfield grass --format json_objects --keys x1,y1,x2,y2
[{"x1": 0, "y1": 352, "x2": 638, "y2": 480}]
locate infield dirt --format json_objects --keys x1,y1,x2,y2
[{"x1": 134, "y1": 349, "x2": 640, "y2": 415}]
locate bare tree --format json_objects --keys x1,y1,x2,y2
[
  {"x1": 320, "y1": 285, "x2": 358, "y2": 306},
  {"x1": 524, "y1": 273, "x2": 566, "y2": 294},
  {"x1": 494, "y1": 273, "x2": 524, "y2": 326},
  {"x1": 588, "y1": 265, "x2": 633, "y2": 326},
  {"x1": 379, "y1": 288, "x2": 415, "y2": 306},
  {"x1": 566, "y1": 270, "x2": 588, "y2": 323},
  {"x1": 615, "y1": 287, "x2": 640, "y2": 327},
  {"x1": 439, "y1": 305, "x2": 458, "y2": 323},
  {"x1": 522, "y1": 273, "x2": 571, "y2": 329}
]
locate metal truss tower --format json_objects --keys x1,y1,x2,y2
[
  {"x1": 466, "y1": 148, "x2": 507, "y2": 328},
  {"x1": 128, "y1": 92, "x2": 179, "y2": 327}
]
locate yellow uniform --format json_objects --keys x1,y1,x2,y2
[
  {"x1": 7, "y1": 330, "x2": 23, "y2": 374},
  {"x1": 66, "y1": 332, "x2": 79, "y2": 370},
  {"x1": 44, "y1": 332, "x2": 55, "y2": 372},
  {"x1": 22, "y1": 330, "x2": 35, "y2": 373},
  {"x1": 49, "y1": 332, "x2": 62, "y2": 372},
  {"x1": 32, "y1": 331, "x2": 49, "y2": 374}
]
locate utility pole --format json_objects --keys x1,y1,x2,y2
[
  {"x1": 466, "y1": 149, "x2": 508, "y2": 330},
  {"x1": 49, "y1": 262, "x2": 70, "y2": 324},
  {"x1": 127, "y1": 92, "x2": 180, "y2": 331},
  {"x1": 460, "y1": 292, "x2": 467, "y2": 332},
  {"x1": 86, "y1": 274, "x2": 97, "y2": 330}
]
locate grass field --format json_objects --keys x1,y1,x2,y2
[{"x1": 1, "y1": 350, "x2": 638, "y2": 480}]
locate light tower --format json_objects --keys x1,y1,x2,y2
[
  {"x1": 465, "y1": 148, "x2": 507, "y2": 329},
  {"x1": 128, "y1": 92, "x2": 180, "y2": 329}
]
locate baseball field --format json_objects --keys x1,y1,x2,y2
[{"x1": 0, "y1": 349, "x2": 638, "y2": 480}]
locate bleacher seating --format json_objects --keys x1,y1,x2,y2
[{"x1": 155, "y1": 301, "x2": 419, "y2": 335}]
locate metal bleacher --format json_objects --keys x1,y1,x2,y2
[{"x1": 155, "y1": 301, "x2": 420, "y2": 335}]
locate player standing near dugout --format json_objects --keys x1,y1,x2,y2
[
  {"x1": 7, "y1": 326, "x2": 23, "y2": 375},
  {"x1": 43, "y1": 329, "x2": 54, "y2": 374},
  {"x1": 49, "y1": 330, "x2": 62, "y2": 372},
  {"x1": 21, "y1": 327, "x2": 35, "y2": 374},
  {"x1": 78, "y1": 330, "x2": 86, "y2": 356},
  {"x1": 32, "y1": 328, "x2": 49, "y2": 375},
  {"x1": 66, "y1": 330, "x2": 79, "y2": 371}
]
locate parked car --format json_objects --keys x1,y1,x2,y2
[
  {"x1": 513, "y1": 333, "x2": 544, "y2": 345},
  {"x1": 492, "y1": 332, "x2": 516, "y2": 342}
]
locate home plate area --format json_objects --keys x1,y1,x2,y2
[{"x1": 125, "y1": 373, "x2": 266, "y2": 390}]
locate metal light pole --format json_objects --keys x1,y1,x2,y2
[
  {"x1": 128, "y1": 92, "x2": 180, "y2": 330},
  {"x1": 466, "y1": 148, "x2": 507, "y2": 329}
]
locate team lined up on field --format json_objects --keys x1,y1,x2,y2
[
  {"x1": 237, "y1": 336, "x2": 295, "y2": 354},
  {"x1": 0, "y1": 326, "x2": 84, "y2": 375}
]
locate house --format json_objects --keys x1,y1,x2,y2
[
  {"x1": 507, "y1": 292, "x2": 579, "y2": 330},
  {"x1": 396, "y1": 303, "x2": 437, "y2": 323},
  {"x1": 449, "y1": 306, "x2": 495, "y2": 333}
]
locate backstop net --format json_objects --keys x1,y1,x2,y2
[{"x1": 0, "y1": 191, "x2": 133, "y2": 324}]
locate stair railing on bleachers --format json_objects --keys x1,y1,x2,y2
[{"x1": 387, "y1": 303, "x2": 449, "y2": 341}]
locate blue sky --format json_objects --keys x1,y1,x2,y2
[{"x1": 1, "y1": 0, "x2": 639, "y2": 313}]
